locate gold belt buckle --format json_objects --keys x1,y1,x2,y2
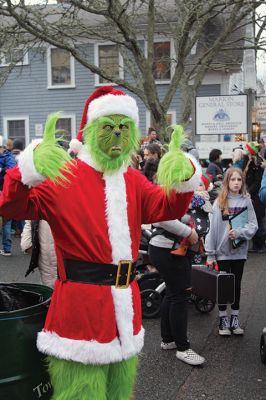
[{"x1": 115, "y1": 260, "x2": 133, "y2": 289}]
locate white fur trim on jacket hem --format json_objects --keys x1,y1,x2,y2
[
  {"x1": 104, "y1": 171, "x2": 132, "y2": 264},
  {"x1": 88, "y1": 93, "x2": 139, "y2": 126},
  {"x1": 17, "y1": 139, "x2": 46, "y2": 187},
  {"x1": 174, "y1": 153, "x2": 202, "y2": 193},
  {"x1": 111, "y1": 286, "x2": 135, "y2": 357},
  {"x1": 37, "y1": 327, "x2": 145, "y2": 365}
]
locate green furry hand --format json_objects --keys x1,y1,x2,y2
[
  {"x1": 157, "y1": 125, "x2": 194, "y2": 193},
  {"x1": 33, "y1": 113, "x2": 72, "y2": 183}
]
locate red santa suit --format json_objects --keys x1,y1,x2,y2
[{"x1": 0, "y1": 86, "x2": 202, "y2": 366}]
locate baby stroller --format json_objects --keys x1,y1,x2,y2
[
  {"x1": 139, "y1": 275, "x2": 216, "y2": 318},
  {"x1": 136, "y1": 229, "x2": 215, "y2": 318}
]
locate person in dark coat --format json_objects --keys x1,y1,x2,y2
[
  {"x1": 206, "y1": 148, "x2": 223, "y2": 182},
  {"x1": 0, "y1": 136, "x2": 16, "y2": 255},
  {"x1": 245, "y1": 142, "x2": 266, "y2": 252}
]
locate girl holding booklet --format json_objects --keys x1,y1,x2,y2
[{"x1": 205, "y1": 168, "x2": 258, "y2": 336}]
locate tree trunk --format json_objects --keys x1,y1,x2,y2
[{"x1": 149, "y1": 105, "x2": 168, "y2": 143}]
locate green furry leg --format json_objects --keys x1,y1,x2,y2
[
  {"x1": 47, "y1": 356, "x2": 138, "y2": 400},
  {"x1": 106, "y1": 356, "x2": 138, "y2": 400},
  {"x1": 47, "y1": 356, "x2": 108, "y2": 400}
]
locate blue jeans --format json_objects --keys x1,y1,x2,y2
[{"x1": 2, "y1": 219, "x2": 12, "y2": 253}]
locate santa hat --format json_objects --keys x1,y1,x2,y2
[
  {"x1": 246, "y1": 142, "x2": 259, "y2": 156},
  {"x1": 201, "y1": 172, "x2": 212, "y2": 190},
  {"x1": 69, "y1": 86, "x2": 139, "y2": 154}
]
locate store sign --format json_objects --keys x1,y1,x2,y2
[
  {"x1": 256, "y1": 96, "x2": 266, "y2": 120},
  {"x1": 196, "y1": 141, "x2": 247, "y2": 159},
  {"x1": 195, "y1": 95, "x2": 248, "y2": 135}
]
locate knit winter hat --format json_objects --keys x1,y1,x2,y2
[
  {"x1": 13, "y1": 139, "x2": 24, "y2": 151},
  {"x1": 201, "y1": 172, "x2": 212, "y2": 190},
  {"x1": 181, "y1": 138, "x2": 194, "y2": 151},
  {"x1": 69, "y1": 86, "x2": 139, "y2": 154},
  {"x1": 246, "y1": 142, "x2": 259, "y2": 156}
]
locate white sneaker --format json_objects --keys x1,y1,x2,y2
[
  {"x1": 161, "y1": 341, "x2": 177, "y2": 350},
  {"x1": 0, "y1": 250, "x2": 11, "y2": 256},
  {"x1": 176, "y1": 349, "x2": 205, "y2": 366},
  {"x1": 230, "y1": 315, "x2": 244, "y2": 335},
  {"x1": 219, "y1": 316, "x2": 231, "y2": 336}
]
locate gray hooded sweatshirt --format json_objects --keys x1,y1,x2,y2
[{"x1": 205, "y1": 193, "x2": 258, "y2": 262}]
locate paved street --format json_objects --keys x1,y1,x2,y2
[{"x1": 1, "y1": 237, "x2": 266, "y2": 400}]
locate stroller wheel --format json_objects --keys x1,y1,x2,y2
[
  {"x1": 194, "y1": 296, "x2": 215, "y2": 313},
  {"x1": 260, "y1": 332, "x2": 266, "y2": 364},
  {"x1": 141, "y1": 289, "x2": 162, "y2": 318}
]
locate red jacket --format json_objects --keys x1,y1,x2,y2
[{"x1": 0, "y1": 147, "x2": 200, "y2": 365}]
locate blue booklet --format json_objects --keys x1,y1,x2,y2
[{"x1": 228, "y1": 207, "x2": 248, "y2": 248}]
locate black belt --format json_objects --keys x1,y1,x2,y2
[{"x1": 63, "y1": 259, "x2": 136, "y2": 288}]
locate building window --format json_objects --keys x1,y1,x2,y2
[
  {"x1": 56, "y1": 114, "x2": 76, "y2": 143},
  {"x1": 152, "y1": 41, "x2": 171, "y2": 81},
  {"x1": 95, "y1": 44, "x2": 123, "y2": 85},
  {"x1": 47, "y1": 47, "x2": 75, "y2": 88},
  {"x1": 146, "y1": 110, "x2": 176, "y2": 133},
  {"x1": 3, "y1": 116, "x2": 29, "y2": 147},
  {"x1": 0, "y1": 49, "x2": 28, "y2": 67}
]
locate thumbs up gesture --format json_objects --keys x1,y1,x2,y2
[
  {"x1": 33, "y1": 113, "x2": 72, "y2": 183},
  {"x1": 157, "y1": 125, "x2": 197, "y2": 193}
]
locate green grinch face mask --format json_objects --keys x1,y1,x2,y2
[
  {"x1": 96, "y1": 115, "x2": 131, "y2": 157},
  {"x1": 84, "y1": 114, "x2": 140, "y2": 172}
]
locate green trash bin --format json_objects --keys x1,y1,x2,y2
[{"x1": 0, "y1": 283, "x2": 53, "y2": 400}]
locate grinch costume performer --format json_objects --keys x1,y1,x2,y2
[{"x1": 0, "y1": 86, "x2": 201, "y2": 400}]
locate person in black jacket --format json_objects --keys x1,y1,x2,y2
[
  {"x1": 245, "y1": 142, "x2": 266, "y2": 252},
  {"x1": 206, "y1": 148, "x2": 223, "y2": 183}
]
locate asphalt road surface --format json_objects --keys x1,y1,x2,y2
[{"x1": 1, "y1": 237, "x2": 266, "y2": 400}]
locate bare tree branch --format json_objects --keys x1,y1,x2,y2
[{"x1": 0, "y1": 0, "x2": 264, "y2": 138}]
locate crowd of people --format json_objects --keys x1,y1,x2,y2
[
  {"x1": 0, "y1": 118, "x2": 266, "y2": 377},
  {"x1": 130, "y1": 133, "x2": 266, "y2": 365}
]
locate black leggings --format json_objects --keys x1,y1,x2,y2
[
  {"x1": 217, "y1": 259, "x2": 245, "y2": 311},
  {"x1": 149, "y1": 244, "x2": 191, "y2": 351}
]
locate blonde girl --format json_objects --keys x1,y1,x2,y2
[{"x1": 205, "y1": 168, "x2": 258, "y2": 336}]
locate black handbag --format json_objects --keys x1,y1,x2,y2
[{"x1": 192, "y1": 264, "x2": 235, "y2": 305}]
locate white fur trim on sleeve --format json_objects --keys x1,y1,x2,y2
[
  {"x1": 17, "y1": 139, "x2": 46, "y2": 187},
  {"x1": 174, "y1": 153, "x2": 202, "y2": 193},
  {"x1": 68, "y1": 138, "x2": 83, "y2": 155}
]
